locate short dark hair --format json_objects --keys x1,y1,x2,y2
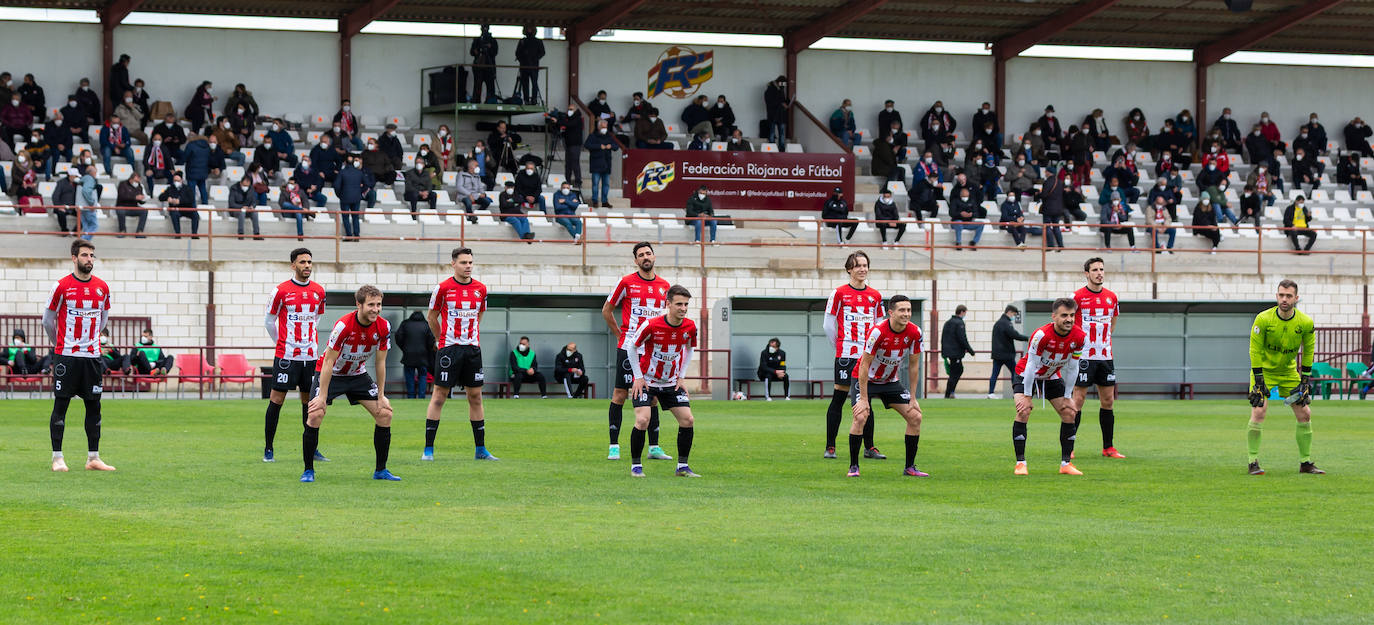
[
  {"x1": 1278, "y1": 279, "x2": 1299, "y2": 293},
  {"x1": 632, "y1": 91, "x2": 643, "y2": 98},
  {"x1": 1052, "y1": 297, "x2": 1078, "y2": 313},
  {"x1": 844, "y1": 251, "x2": 870, "y2": 271},
  {"x1": 142, "y1": 328, "x2": 153, "y2": 335},
  {"x1": 955, "y1": 305, "x2": 967, "y2": 315},
  {"x1": 632, "y1": 242, "x2": 653, "y2": 257},
  {"x1": 290, "y1": 248, "x2": 312, "y2": 262},
  {"x1": 355, "y1": 285, "x2": 382, "y2": 303},
  {"x1": 666, "y1": 284, "x2": 692, "y2": 301},
  {"x1": 452, "y1": 246, "x2": 473, "y2": 260},
  {"x1": 889, "y1": 294, "x2": 911, "y2": 310},
  {"x1": 519, "y1": 335, "x2": 530, "y2": 342},
  {"x1": 1005, "y1": 305, "x2": 1020, "y2": 314},
  {"x1": 768, "y1": 337, "x2": 781, "y2": 347},
  {"x1": 71, "y1": 239, "x2": 95, "y2": 256},
  {"x1": 1083, "y1": 257, "x2": 1104, "y2": 272}
]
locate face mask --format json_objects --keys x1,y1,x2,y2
[
  {"x1": 315, "y1": 142, "x2": 325, "y2": 149},
  {"x1": 934, "y1": 107, "x2": 942, "y2": 113},
  {"x1": 924, "y1": 157, "x2": 933, "y2": 164},
  {"x1": 420, "y1": 149, "x2": 429, "y2": 156},
  {"x1": 32, "y1": 136, "x2": 40, "y2": 143},
  {"x1": 1223, "y1": 114, "x2": 1231, "y2": 120},
  {"x1": 1208, "y1": 165, "x2": 1216, "y2": 171},
  {"x1": 1182, "y1": 116, "x2": 1189, "y2": 122},
  {"x1": 1301, "y1": 133, "x2": 1308, "y2": 139},
  {"x1": 333, "y1": 127, "x2": 342, "y2": 133},
  {"x1": 123, "y1": 97, "x2": 132, "y2": 104},
  {"x1": 1157, "y1": 181, "x2": 1166, "y2": 187},
  {"x1": 973, "y1": 143, "x2": 982, "y2": 150},
  {"x1": 474, "y1": 147, "x2": 483, "y2": 153},
  {"x1": 842, "y1": 106, "x2": 850, "y2": 112},
  {"x1": 1022, "y1": 143, "x2": 1031, "y2": 149},
  {"x1": 768, "y1": 346, "x2": 777, "y2": 353},
  {"x1": 264, "y1": 142, "x2": 274, "y2": 150},
  {"x1": 1068, "y1": 163, "x2": 1075, "y2": 169},
  {"x1": 649, "y1": 117, "x2": 657, "y2": 123},
  {"x1": 153, "y1": 140, "x2": 161, "y2": 146},
  {"x1": 562, "y1": 188, "x2": 571, "y2": 194},
  {"x1": 599, "y1": 128, "x2": 607, "y2": 134},
  {"x1": 1254, "y1": 131, "x2": 1261, "y2": 136},
  {"x1": 697, "y1": 193, "x2": 706, "y2": 200},
  {"x1": 633, "y1": 99, "x2": 642, "y2": 105},
  {"x1": 112, "y1": 123, "x2": 120, "y2": 129},
  {"x1": 1016, "y1": 160, "x2": 1025, "y2": 166},
  {"x1": 289, "y1": 183, "x2": 297, "y2": 189},
  {"x1": 271, "y1": 124, "x2": 280, "y2": 131},
  {"x1": 526, "y1": 167, "x2": 535, "y2": 173},
  {"x1": 222, "y1": 122, "x2": 231, "y2": 129},
  {"x1": 368, "y1": 144, "x2": 377, "y2": 151},
  {"x1": 205, "y1": 87, "x2": 212, "y2": 94},
  {"x1": 982, "y1": 107, "x2": 990, "y2": 113},
  {"x1": 1082, "y1": 128, "x2": 1090, "y2": 134},
  {"x1": 1311, "y1": 118, "x2": 1318, "y2": 123},
  {"x1": 1163, "y1": 154, "x2": 1171, "y2": 160},
  {"x1": 438, "y1": 129, "x2": 448, "y2": 137},
  {"x1": 81, "y1": 86, "x2": 89, "y2": 91},
  {"x1": 84, "y1": 157, "x2": 93, "y2": 165},
  {"x1": 210, "y1": 142, "x2": 219, "y2": 149},
  {"x1": 931, "y1": 125, "x2": 940, "y2": 132},
  {"x1": 17, "y1": 155, "x2": 25, "y2": 163},
  {"x1": 568, "y1": 109, "x2": 575, "y2": 116},
  {"x1": 54, "y1": 120, "x2": 62, "y2": 127},
  {"x1": 884, "y1": 106, "x2": 893, "y2": 112},
  {"x1": 1261, "y1": 117, "x2": 1269, "y2": 123},
  {"x1": 1298, "y1": 201, "x2": 1305, "y2": 206},
  {"x1": 68, "y1": 100, "x2": 77, "y2": 107},
  {"x1": 300, "y1": 162, "x2": 310, "y2": 170},
  {"x1": 1259, "y1": 166, "x2": 1267, "y2": 172},
  {"x1": 387, "y1": 130, "x2": 395, "y2": 136},
  {"x1": 343, "y1": 106, "x2": 351, "y2": 112},
  {"x1": 100, "y1": 336, "x2": 109, "y2": 346},
  {"x1": 598, "y1": 98, "x2": 606, "y2": 104},
  {"x1": 1032, "y1": 130, "x2": 1041, "y2": 136},
  {"x1": 1045, "y1": 113, "x2": 1053, "y2": 118}
]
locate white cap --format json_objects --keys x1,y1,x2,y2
[{"x1": 67, "y1": 167, "x2": 81, "y2": 176}]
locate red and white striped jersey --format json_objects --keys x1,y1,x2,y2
[
  {"x1": 826, "y1": 284, "x2": 884, "y2": 358},
  {"x1": 267, "y1": 279, "x2": 326, "y2": 361},
  {"x1": 607, "y1": 272, "x2": 670, "y2": 350},
  {"x1": 1016, "y1": 323, "x2": 1087, "y2": 382},
  {"x1": 45, "y1": 274, "x2": 111, "y2": 358},
  {"x1": 852, "y1": 319, "x2": 922, "y2": 385},
  {"x1": 317, "y1": 312, "x2": 391, "y2": 376},
  {"x1": 430, "y1": 277, "x2": 487, "y2": 348},
  {"x1": 632, "y1": 314, "x2": 698, "y2": 387},
  {"x1": 1073, "y1": 286, "x2": 1119, "y2": 360}
]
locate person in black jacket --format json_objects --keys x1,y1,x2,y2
[
  {"x1": 508, "y1": 336, "x2": 547, "y2": 398},
  {"x1": 1344, "y1": 118, "x2": 1372, "y2": 157},
  {"x1": 108, "y1": 54, "x2": 132, "y2": 110},
  {"x1": 822, "y1": 187, "x2": 854, "y2": 243},
  {"x1": 514, "y1": 26, "x2": 545, "y2": 105},
  {"x1": 988, "y1": 305, "x2": 1028, "y2": 397},
  {"x1": 940, "y1": 305, "x2": 975, "y2": 398},
  {"x1": 709, "y1": 95, "x2": 735, "y2": 140},
  {"x1": 757, "y1": 338, "x2": 789, "y2": 401},
  {"x1": 764, "y1": 75, "x2": 789, "y2": 151},
  {"x1": 554, "y1": 105, "x2": 584, "y2": 187},
  {"x1": 873, "y1": 188, "x2": 904, "y2": 246},
  {"x1": 394, "y1": 310, "x2": 435, "y2": 399},
  {"x1": 554, "y1": 342, "x2": 589, "y2": 398},
  {"x1": 470, "y1": 24, "x2": 499, "y2": 103}
]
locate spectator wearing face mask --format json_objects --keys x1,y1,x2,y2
[
  {"x1": 293, "y1": 157, "x2": 327, "y2": 210},
  {"x1": 130, "y1": 329, "x2": 174, "y2": 376},
  {"x1": 1192, "y1": 194, "x2": 1222, "y2": 253},
  {"x1": 252, "y1": 135, "x2": 282, "y2": 178},
  {"x1": 588, "y1": 90, "x2": 615, "y2": 127},
  {"x1": 142, "y1": 134, "x2": 175, "y2": 183},
  {"x1": 555, "y1": 104, "x2": 584, "y2": 188},
  {"x1": 756, "y1": 338, "x2": 789, "y2": 401},
  {"x1": 414, "y1": 142, "x2": 441, "y2": 188},
  {"x1": 687, "y1": 131, "x2": 710, "y2": 151},
  {"x1": 635, "y1": 108, "x2": 671, "y2": 150},
  {"x1": 1154, "y1": 121, "x2": 1189, "y2": 167},
  {"x1": 469, "y1": 141, "x2": 493, "y2": 188},
  {"x1": 1149, "y1": 195, "x2": 1176, "y2": 254},
  {"x1": 378, "y1": 123, "x2": 404, "y2": 168},
  {"x1": 1291, "y1": 147, "x2": 1323, "y2": 196},
  {"x1": 361, "y1": 138, "x2": 396, "y2": 204},
  {"x1": 153, "y1": 113, "x2": 187, "y2": 162},
  {"x1": 403, "y1": 161, "x2": 437, "y2": 219},
  {"x1": 871, "y1": 130, "x2": 902, "y2": 183},
  {"x1": 23, "y1": 128, "x2": 53, "y2": 180},
  {"x1": 9, "y1": 150, "x2": 40, "y2": 206},
  {"x1": 971, "y1": 102, "x2": 999, "y2": 150},
  {"x1": 130, "y1": 78, "x2": 151, "y2": 126},
  {"x1": 829, "y1": 99, "x2": 861, "y2": 149},
  {"x1": 309, "y1": 135, "x2": 340, "y2": 182},
  {"x1": 873, "y1": 188, "x2": 904, "y2": 247},
  {"x1": 1238, "y1": 184, "x2": 1262, "y2": 228},
  {"x1": 1337, "y1": 152, "x2": 1368, "y2": 198},
  {"x1": 1036, "y1": 105, "x2": 1062, "y2": 150},
  {"x1": 1284, "y1": 195, "x2": 1316, "y2": 253},
  {"x1": 1293, "y1": 120, "x2": 1324, "y2": 158},
  {"x1": 909, "y1": 151, "x2": 945, "y2": 218},
  {"x1": 1084, "y1": 108, "x2": 1116, "y2": 152},
  {"x1": 508, "y1": 336, "x2": 547, "y2": 399},
  {"x1": 3, "y1": 329, "x2": 43, "y2": 375},
  {"x1": 552, "y1": 181, "x2": 583, "y2": 239},
  {"x1": 1099, "y1": 197, "x2": 1136, "y2": 250},
  {"x1": 1174, "y1": 109, "x2": 1197, "y2": 150},
  {"x1": 727, "y1": 128, "x2": 753, "y2": 152},
  {"x1": 1255, "y1": 112, "x2": 1286, "y2": 156},
  {"x1": 1125, "y1": 108, "x2": 1150, "y2": 150},
  {"x1": 181, "y1": 134, "x2": 213, "y2": 206},
  {"x1": 1247, "y1": 162, "x2": 1282, "y2": 207},
  {"x1": 43, "y1": 112, "x2": 74, "y2": 177},
  {"x1": 184, "y1": 81, "x2": 215, "y2": 134},
  {"x1": 331, "y1": 100, "x2": 364, "y2": 151},
  {"x1": 228, "y1": 175, "x2": 263, "y2": 239},
  {"x1": 924, "y1": 116, "x2": 955, "y2": 167},
  {"x1": 1200, "y1": 139, "x2": 1231, "y2": 177},
  {"x1": 709, "y1": 95, "x2": 735, "y2": 140},
  {"x1": 113, "y1": 90, "x2": 146, "y2": 144},
  {"x1": 949, "y1": 187, "x2": 985, "y2": 250},
  {"x1": 159, "y1": 170, "x2": 199, "y2": 237},
  {"x1": 1004, "y1": 154, "x2": 1039, "y2": 202},
  {"x1": 1344, "y1": 117, "x2": 1372, "y2": 157},
  {"x1": 456, "y1": 160, "x2": 489, "y2": 224},
  {"x1": 99, "y1": 115, "x2": 134, "y2": 177},
  {"x1": 1208, "y1": 107, "x2": 1241, "y2": 153},
  {"x1": 764, "y1": 76, "x2": 790, "y2": 151},
  {"x1": 1023, "y1": 125, "x2": 1045, "y2": 165},
  {"x1": 554, "y1": 342, "x2": 589, "y2": 399},
  {"x1": 0, "y1": 89, "x2": 33, "y2": 151},
  {"x1": 212, "y1": 116, "x2": 247, "y2": 166},
  {"x1": 685, "y1": 184, "x2": 717, "y2": 244},
  {"x1": 920, "y1": 100, "x2": 956, "y2": 143},
  {"x1": 1196, "y1": 158, "x2": 1226, "y2": 193},
  {"x1": 822, "y1": 187, "x2": 855, "y2": 243},
  {"x1": 334, "y1": 156, "x2": 369, "y2": 241},
  {"x1": 115, "y1": 171, "x2": 149, "y2": 237},
  {"x1": 17, "y1": 73, "x2": 45, "y2": 124},
  {"x1": 265, "y1": 118, "x2": 297, "y2": 168},
  {"x1": 75, "y1": 77, "x2": 101, "y2": 131},
  {"x1": 51, "y1": 167, "x2": 81, "y2": 234},
  {"x1": 279, "y1": 176, "x2": 312, "y2": 241},
  {"x1": 108, "y1": 54, "x2": 133, "y2": 108},
  {"x1": 513, "y1": 160, "x2": 546, "y2": 215},
  {"x1": 584, "y1": 120, "x2": 618, "y2": 208},
  {"x1": 487, "y1": 120, "x2": 522, "y2": 172},
  {"x1": 498, "y1": 180, "x2": 535, "y2": 241},
  {"x1": 998, "y1": 196, "x2": 1034, "y2": 248},
  {"x1": 682, "y1": 95, "x2": 712, "y2": 139}
]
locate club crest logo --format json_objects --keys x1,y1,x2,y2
[
  {"x1": 636, "y1": 161, "x2": 675, "y2": 194},
  {"x1": 646, "y1": 46, "x2": 713, "y2": 99}
]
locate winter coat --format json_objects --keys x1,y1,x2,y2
[
  {"x1": 685, "y1": 194, "x2": 713, "y2": 218},
  {"x1": 584, "y1": 131, "x2": 619, "y2": 174},
  {"x1": 940, "y1": 315, "x2": 974, "y2": 359},
  {"x1": 182, "y1": 138, "x2": 212, "y2": 180},
  {"x1": 393, "y1": 311, "x2": 434, "y2": 368},
  {"x1": 333, "y1": 165, "x2": 368, "y2": 203},
  {"x1": 991, "y1": 315, "x2": 1028, "y2": 361}
]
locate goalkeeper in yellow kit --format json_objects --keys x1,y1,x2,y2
[{"x1": 1246, "y1": 279, "x2": 1324, "y2": 476}]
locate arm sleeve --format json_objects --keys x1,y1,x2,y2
[
  {"x1": 627, "y1": 340, "x2": 645, "y2": 379},
  {"x1": 958, "y1": 323, "x2": 974, "y2": 354},
  {"x1": 823, "y1": 313, "x2": 838, "y2": 346},
  {"x1": 1020, "y1": 331, "x2": 1042, "y2": 391},
  {"x1": 264, "y1": 314, "x2": 278, "y2": 342},
  {"x1": 679, "y1": 346, "x2": 694, "y2": 383},
  {"x1": 1248, "y1": 317, "x2": 1264, "y2": 370},
  {"x1": 1301, "y1": 323, "x2": 1315, "y2": 373},
  {"x1": 42, "y1": 308, "x2": 58, "y2": 344}
]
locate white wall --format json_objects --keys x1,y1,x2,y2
[
  {"x1": 1210, "y1": 63, "x2": 1374, "y2": 144},
  {"x1": 1004, "y1": 57, "x2": 1195, "y2": 139},
  {"x1": 0, "y1": 21, "x2": 102, "y2": 104},
  {"x1": 795, "y1": 50, "x2": 993, "y2": 136}
]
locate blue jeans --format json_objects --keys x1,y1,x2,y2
[
  {"x1": 189, "y1": 178, "x2": 209, "y2": 206},
  {"x1": 101, "y1": 145, "x2": 135, "y2": 176},
  {"x1": 309, "y1": 191, "x2": 327, "y2": 207},
  {"x1": 1043, "y1": 215, "x2": 1063, "y2": 248},
  {"x1": 504, "y1": 215, "x2": 531, "y2": 238},
  {"x1": 1217, "y1": 205, "x2": 1239, "y2": 225},
  {"x1": 590, "y1": 172, "x2": 610, "y2": 204},
  {"x1": 79, "y1": 207, "x2": 99, "y2": 240},
  {"x1": 952, "y1": 223, "x2": 984, "y2": 245},
  {"x1": 461, "y1": 195, "x2": 492, "y2": 217},
  {"x1": 692, "y1": 218, "x2": 717, "y2": 242},
  {"x1": 1153, "y1": 226, "x2": 1177, "y2": 249},
  {"x1": 283, "y1": 202, "x2": 306, "y2": 236},
  {"x1": 839, "y1": 130, "x2": 861, "y2": 150},
  {"x1": 224, "y1": 151, "x2": 246, "y2": 166},
  {"x1": 555, "y1": 211, "x2": 582, "y2": 237},
  {"x1": 340, "y1": 201, "x2": 361, "y2": 237},
  {"x1": 769, "y1": 121, "x2": 787, "y2": 151},
  {"x1": 404, "y1": 365, "x2": 428, "y2": 399}
]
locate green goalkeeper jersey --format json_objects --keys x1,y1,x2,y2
[{"x1": 1249, "y1": 306, "x2": 1314, "y2": 382}]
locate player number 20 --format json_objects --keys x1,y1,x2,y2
[{"x1": 276, "y1": 373, "x2": 289, "y2": 384}]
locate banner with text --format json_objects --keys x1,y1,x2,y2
[{"x1": 621, "y1": 150, "x2": 854, "y2": 211}]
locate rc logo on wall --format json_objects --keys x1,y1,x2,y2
[
  {"x1": 647, "y1": 46, "x2": 713, "y2": 99},
  {"x1": 636, "y1": 161, "x2": 675, "y2": 193}
]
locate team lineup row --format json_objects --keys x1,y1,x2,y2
[{"x1": 39, "y1": 240, "x2": 1324, "y2": 480}]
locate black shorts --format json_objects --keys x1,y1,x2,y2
[
  {"x1": 52, "y1": 355, "x2": 103, "y2": 400},
  {"x1": 833, "y1": 357, "x2": 858, "y2": 387},
  {"x1": 311, "y1": 373, "x2": 379, "y2": 405},
  {"x1": 632, "y1": 385, "x2": 690, "y2": 409},
  {"x1": 272, "y1": 357, "x2": 317, "y2": 393},
  {"x1": 434, "y1": 344, "x2": 485, "y2": 389},
  {"x1": 1075, "y1": 359, "x2": 1117, "y2": 387},
  {"x1": 850, "y1": 381, "x2": 912, "y2": 408},
  {"x1": 1013, "y1": 378, "x2": 1069, "y2": 399},
  {"x1": 615, "y1": 348, "x2": 635, "y2": 390}
]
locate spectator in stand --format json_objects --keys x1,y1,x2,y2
[
  {"x1": 108, "y1": 54, "x2": 132, "y2": 108},
  {"x1": 1174, "y1": 109, "x2": 1197, "y2": 152},
  {"x1": 588, "y1": 90, "x2": 615, "y2": 126},
  {"x1": 1102, "y1": 154, "x2": 1140, "y2": 201},
  {"x1": 635, "y1": 107, "x2": 671, "y2": 150},
  {"x1": 51, "y1": 167, "x2": 80, "y2": 234},
  {"x1": 950, "y1": 186, "x2": 984, "y2": 250},
  {"x1": 1085, "y1": 108, "x2": 1115, "y2": 152},
  {"x1": 552, "y1": 180, "x2": 582, "y2": 239},
  {"x1": 972, "y1": 101, "x2": 1000, "y2": 150},
  {"x1": 415, "y1": 142, "x2": 441, "y2": 188},
  {"x1": 709, "y1": 94, "x2": 735, "y2": 140},
  {"x1": 514, "y1": 160, "x2": 546, "y2": 214},
  {"x1": 1005, "y1": 153, "x2": 1039, "y2": 202},
  {"x1": 1337, "y1": 152, "x2": 1368, "y2": 197},
  {"x1": 114, "y1": 171, "x2": 148, "y2": 236},
  {"x1": 1155, "y1": 119, "x2": 1189, "y2": 166},
  {"x1": 228, "y1": 176, "x2": 263, "y2": 239},
  {"x1": 362, "y1": 137, "x2": 396, "y2": 199},
  {"x1": 251, "y1": 134, "x2": 283, "y2": 179},
  {"x1": 682, "y1": 95, "x2": 712, "y2": 138},
  {"x1": 764, "y1": 75, "x2": 790, "y2": 151},
  {"x1": 1192, "y1": 195, "x2": 1222, "y2": 253},
  {"x1": 940, "y1": 305, "x2": 975, "y2": 398},
  {"x1": 457, "y1": 160, "x2": 490, "y2": 223},
  {"x1": 1211, "y1": 107, "x2": 1242, "y2": 153},
  {"x1": 1202, "y1": 126, "x2": 1226, "y2": 155},
  {"x1": 514, "y1": 25, "x2": 544, "y2": 105},
  {"x1": 99, "y1": 114, "x2": 134, "y2": 177},
  {"x1": 1057, "y1": 163, "x2": 1088, "y2": 223},
  {"x1": 160, "y1": 170, "x2": 199, "y2": 237},
  {"x1": 999, "y1": 196, "x2": 1031, "y2": 249},
  {"x1": 332, "y1": 100, "x2": 364, "y2": 151},
  {"x1": 113, "y1": 90, "x2": 145, "y2": 144},
  {"x1": 921, "y1": 100, "x2": 957, "y2": 144},
  {"x1": 1284, "y1": 195, "x2": 1316, "y2": 253},
  {"x1": 470, "y1": 24, "x2": 499, "y2": 103},
  {"x1": 1196, "y1": 158, "x2": 1226, "y2": 193},
  {"x1": 556, "y1": 104, "x2": 584, "y2": 188},
  {"x1": 755, "y1": 338, "x2": 789, "y2": 401},
  {"x1": 18, "y1": 73, "x2": 45, "y2": 124},
  {"x1": 75, "y1": 77, "x2": 101, "y2": 132},
  {"x1": 1200, "y1": 139, "x2": 1231, "y2": 178},
  {"x1": 59, "y1": 93, "x2": 88, "y2": 144},
  {"x1": 871, "y1": 130, "x2": 901, "y2": 183},
  {"x1": 9, "y1": 151, "x2": 39, "y2": 206},
  {"x1": 1239, "y1": 185, "x2": 1262, "y2": 228},
  {"x1": 279, "y1": 176, "x2": 312, "y2": 241},
  {"x1": 1291, "y1": 146, "x2": 1323, "y2": 195},
  {"x1": 507, "y1": 336, "x2": 547, "y2": 399},
  {"x1": 43, "y1": 111, "x2": 73, "y2": 178},
  {"x1": 726, "y1": 128, "x2": 753, "y2": 152},
  {"x1": 403, "y1": 161, "x2": 437, "y2": 219},
  {"x1": 246, "y1": 162, "x2": 270, "y2": 205},
  {"x1": 293, "y1": 156, "x2": 327, "y2": 207},
  {"x1": 1100, "y1": 197, "x2": 1135, "y2": 250},
  {"x1": 378, "y1": 123, "x2": 404, "y2": 168},
  {"x1": 828, "y1": 99, "x2": 859, "y2": 149},
  {"x1": 924, "y1": 117, "x2": 956, "y2": 167},
  {"x1": 143, "y1": 133, "x2": 174, "y2": 183},
  {"x1": 0, "y1": 89, "x2": 33, "y2": 151},
  {"x1": 877, "y1": 100, "x2": 903, "y2": 142},
  {"x1": 487, "y1": 120, "x2": 521, "y2": 172},
  {"x1": 1023, "y1": 125, "x2": 1045, "y2": 165},
  {"x1": 822, "y1": 186, "x2": 854, "y2": 243},
  {"x1": 130, "y1": 329, "x2": 174, "y2": 376},
  {"x1": 909, "y1": 150, "x2": 944, "y2": 218},
  {"x1": 394, "y1": 310, "x2": 435, "y2": 399},
  {"x1": 498, "y1": 180, "x2": 535, "y2": 241},
  {"x1": 435, "y1": 124, "x2": 456, "y2": 170},
  {"x1": 4, "y1": 329, "x2": 42, "y2": 375},
  {"x1": 1125, "y1": 107, "x2": 1150, "y2": 150},
  {"x1": 1037, "y1": 167, "x2": 1067, "y2": 249},
  {"x1": 262, "y1": 118, "x2": 295, "y2": 168},
  {"x1": 1344, "y1": 117, "x2": 1372, "y2": 157},
  {"x1": 131, "y1": 78, "x2": 151, "y2": 126},
  {"x1": 152, "y1": 113, "x2": 186, "y2": 162},
  {"x1": 1, "y1": 73, "x2": 15, "y2": 109},
  {"x1": 687, "y1": 131, "x2": 710, "y2": 151},
  {"x1": 1206, "y1": 179, "x2": 1240, "y2": 229},
  {"x1": 309, "y1": 134, "x2": 340, "y2": 182},
  {"x1": 1150, "y1": 194, "x2": 1176, "y2": 254},
  {"x1": 1247, "y1": 162, "x2": 1281, "y2": 207},
  {"x1": 184, "y1": 81, "x2": 215, "y2": 134},
  {"x1": 1068, "y1": 123, "x2": 1093, "y2": 181},
  {"x1": 951, "y1": 168, "x2": 983, "y2": 206},
  {"x1": 585, "y1": 119, "x2": 618, "y2": 208},
  {"x1": 181, "y1": 134, "x2": 212, "y2": 206},
  {"x1": 685, "y1": 184, "x2": 717, "y2": 244},
  {"x1": 98, "y1": 329, "x2": 127, "y2": 374},
  {"x1": 554, "y1": 342, "x2": 589, "y2": 399},
  {"x1": 334, "y1": 156, "x2": 369, "y2": 241},
  {"x1": 23, "y1": 128, "x2": 53, "y2": 180},
  {"x1": 212, "y1": 117, "x2": 247, "y2": 166},
  {"x1": 1156, "y1": 149, "x2": 1183, "y2": 197},
  {"x1": 1293, "y1": 123, "x2": 1323, "y2": 159},
  {"x1": 873, "y1": 187, "x2": 904, "y2": 247},
  {"x1": 1257, "y1": 112, "x2": 1286, "y2": 156},
  {"x1": 622, "y1": 91, "x2": 651, "y2": 128},
  {"x1": 1037, "y1": 105, "x2": 1063, "y2": 151},
  {"x1": 980, "y1": 151, "x2": 1002, "y2": 202}
]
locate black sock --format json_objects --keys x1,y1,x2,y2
[
  {"x1": 1013, "y1": 421, "x2": 1027, "y2": 462},
  {"x1": 303, "y1": 424, "x2": 319, "y2": 471},
  {"x1": 825, "y1": 390, "x2": 846, "y2": 448},
  {"x1": 424, "y1": 418, "x2": 440, "y2": 447},
  {"x1": 677, "y1": 426, "x2": 693, "y2": 464},
  {"x1": 50, "y1": 397, "x2": 70, "y2": 452},
  {"x1": 470, "y1": 419, "x2": 486, "y2": 447},
  {"x1": 1100, "y1": 408, "x2": 1115, "y2": 449},
  {"x1": 264, "y1": 400, "x2": 282, "y2": 451},
  {"x1": 1060, "y1": 421, "x2": 1076, "y2": 463},
  {"x1": 848, "y1": 433, "x2": 863, "y2": 467},
  {"x1": 608, "y1": 402, "x2": 623, "y2": 445},
  {"x1": 648, "y1": 406, "x2": 661, "y2": 446},
  {"x1": 863, "y1": 411, "x2": 876, "y2": 449},
  {"x1": 302, "y1": 403, "x2": 310, "y2": 427},
  {"x1": 782, "y1": 377, "x2": 790, "y2": 397},
  {"x1": 905, "y1": 434, "x2": 919, "y2": 468},
  {"x1": 1073, "y1": 410, "x2": 1082, "y2": 437},
  {"x1": 83, "y1": 398, "x2": 101, "y2": 453},
  {"x1": 631, "y1": 426, "x2": 646, "y2": 464},
  {"x1": 374, "y1": 425, "x2": 390, "y2": 472}
]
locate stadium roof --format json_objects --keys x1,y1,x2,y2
[{"x1": 14, "y1": 0, "x2": 1374, "y2": 57}]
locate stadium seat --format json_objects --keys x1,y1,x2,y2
[
  {"x1": 311, "y1": 114, "x2": 329, "y2": 128},
  {"x1": 1344, "y1": 362, "x2": 1368, "y2": 398},
  {"x1": 852, "y1": 145, "x2": 870, "y2": 158},
  {"x1": 386, "y1": 116, "x2": 409, "y2": 130},
  {"x1": 442, "y1": 171, "x2": 458, "y2": 187},
  {"x1": 663, "y1": 122, "x2": 681, "y2": 134},
  {"x1": 174, "y1": 354, "x2": 215, "y2": 394},
  {"x1": 217, "y1": 353, "x2": 256, "y2": 394},
  {"x1": 1312, "y1": 362, "x2": 1340, "y2": 400},
  {"x1": 785, "y1": 143, "x2": 804, "y2": 153},
  {"x1": 112, "y1": 163, "x2": 133, "y2": 180},
  {"x1": 413, "y1": 134, "x2": 434, "y2": 147},
  {"x1": 761, "y1": 143, "x2": 778, "y2": 153},
  {"x1": 711, "y1": 142, "x2": 727, "y2": 151}
]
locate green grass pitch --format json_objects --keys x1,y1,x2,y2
[{"x1": 2, "y1": 397, "x2": 1371, "y2": 624}]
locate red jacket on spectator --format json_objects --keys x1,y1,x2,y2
[
  {"x1": 1260, "y1": 120, "x2": 1282, "y2": 144},
  {"x1": 1200, "y1": 151, "x2": 1230, "y2": 174},
  {"x1": 0, "y1": 101, "x2": 33, "y2": 128}
]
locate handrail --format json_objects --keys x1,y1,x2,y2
[{"x1": 792, "y1": 100, "x2": 850, "y2": 153}]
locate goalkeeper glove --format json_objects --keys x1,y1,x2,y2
[
  {"x1": 1294, "y1": 374, "x2": 1312, "y2": 406},
  {"x1": 1248, "y1": 372, "x2": 1266, "y2": 407}
]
